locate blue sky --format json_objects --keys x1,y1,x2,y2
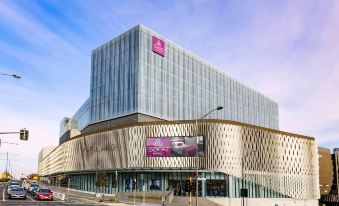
[{"x1": 0, "y1": 0, "x2": 338, "y2": 176}]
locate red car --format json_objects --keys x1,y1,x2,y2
[{"x1": 34, "y1": 188, "x2": 53, "y2": 201}]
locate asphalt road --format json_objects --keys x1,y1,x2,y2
[{"x1": 0, "y1": 182, "x2": 101, "y2": 206}]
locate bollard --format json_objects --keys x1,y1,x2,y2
[{"x1": 162, "y1": 196, "x2": 166, "y2": 206}]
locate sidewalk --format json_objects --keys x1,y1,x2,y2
[{"x1": 40, "y1": 183, "x2": 161, "y2": 205}]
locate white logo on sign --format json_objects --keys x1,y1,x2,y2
[
  {"x1": 153, "y1": 138, "x2": 164, "y2": 147},
  {"x1": 156, "y1": 40, "x2": 161, "y2": 46}
]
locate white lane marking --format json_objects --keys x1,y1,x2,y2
[
  {"x1": 26, "y1": 193, "x2": 35, "y2": 202},
  {"x1": 2, "y1": 185, "x2": 5, "y2": 201}
]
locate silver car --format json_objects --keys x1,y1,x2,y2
[
  {"x1": 7, "y1": 185, "x2": 20, "y2": 195},
  {"x1": 8, "y1": 187, "x2": 26, "y2": 199}
]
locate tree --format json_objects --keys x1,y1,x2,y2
[
  {"x1": 0, "y1": 171, "x2": 11, "y2": 182},
  {"x1": 95, "y1": 171, "x2": 108, "y2": 202},
  {"x1": 27, "y1": 173, "x2": 39, "y2": 180}
]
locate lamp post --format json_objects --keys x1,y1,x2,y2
[
  {"x1": 0, "y1": 73, "x2": 21, "y2": 79},
  {"x1": 241, "y1": 150, "x2": 258, "y2": 206},
  {"x1": 195, "y1": 106, "x2": 223, "y2": 206}
]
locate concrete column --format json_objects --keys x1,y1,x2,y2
[{"x1": 202, "y1": 178, "x2": 206, "y2": 197}]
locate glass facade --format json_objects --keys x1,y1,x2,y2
[
  {"x1": 137, "y1": 25, "x2": 278, "y2": 129},
  {"x1": 52, "y1": 171, "x2": 287, "y2": 198},
  {"x1": 72, "y1": 98, "x2": 90, "y2": 131},
  {"x1": 65, "y1": 24, "x2": 279, "y2": 136},
  {"x1": 90, "y1": 27, "x2": 139, "y2": 124}
]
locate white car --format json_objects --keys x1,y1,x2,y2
[
  {"x1": 7, "y1": 185, "x2": 21, "y2": 195},
  {"x1": 28, "y1": 183, "x2": 39, "y2": 193}
]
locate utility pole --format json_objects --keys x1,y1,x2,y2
[
  {"x1": 195, "y1": 106, "x2": 223, "y2": 206},
  {"x1": 5, "y1": 152, "x2": 8, "y2": 177},
  {"x1": 1, "y1": 152, "x2": 19, "y2": 178},
  {"x1": 10, "y1": 161, "x2": 13, "y2": 179}
]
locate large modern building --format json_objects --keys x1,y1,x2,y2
[
  {"x1": 319, "y1": 148, "x2": 339, "y2": 205},
  {"x1": 318, "y1": 147, "x2": 334, "y2": 195},
  {"x1": 39, "y1": 25, "x2": 319, "y2": 205}
]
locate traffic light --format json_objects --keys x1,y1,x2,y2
[
  {"x1": 20, "y1": 129, "x2": 29, "y2": 140},
  {"x1": 190, "y1": 182, "x2": 195, "y2": 193},
  {"x1": 240, "y1": 188, "x2": 248, "y2": 197},
  {"x1": 185, "y1": 180, "x2": 190, "y2": 192}
]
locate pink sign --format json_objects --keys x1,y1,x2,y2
[
  {"x1": 146, "y1": 137, "x2": 171, "y2": 157},
  {"x1": 152, "y1": 36, "x2": 165, "y2": 56}
]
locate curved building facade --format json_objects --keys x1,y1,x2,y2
[{"x1": 39, "y1": 120, "x2": 319, "y2": 200}]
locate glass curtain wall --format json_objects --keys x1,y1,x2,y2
[{"x1": 137, "y1": 25, "x2": 279, "y2": 129}]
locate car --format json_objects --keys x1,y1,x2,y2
[
  {"x1": 28, "y1": 183, "x2": 39, "y2": 193},
  {"x1": 34, "y1": 188, "x2": 53, "y2": 201},
  {"x1": 31, "y1": 186, "x2": 40, "y2": 196},
  {"x1": 6, "y1": 181, "x2": 20, "y2": 189},
  {"x1": 7, "y1": 185, "x2": 21, "y2": 195},
  {"x1": 8, "y1": 187, "x2": 26, "y2": 199},
  {"x1": 23, "y1": 180, "x2": 37, "y2": 190}
]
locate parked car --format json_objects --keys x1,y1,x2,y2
[
  {"x1": 7, "y1": 185, "x2": 21, "y2": 195},
  {"x1": 8, "y1": 187, "x2": 26, "y2": 199},
  {"x1": 34, "y1": 188, "x2": 53, "y2": 201},
  {"x1": 28, "y1": 183, "x2": 39, "y2": 193}
]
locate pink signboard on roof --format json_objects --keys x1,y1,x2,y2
[{"x1": 152, "y1": 36, "x2": 165, "y2": 57}]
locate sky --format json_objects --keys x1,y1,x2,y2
[{"x1": 0, "y1": 0, "x2": 338, "y2": 177}]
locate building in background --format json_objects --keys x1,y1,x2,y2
[
  {"x1": 319, "y1": 148, "x2": 339, "y2": 205},
  {"x1": 334, "y1": 148, "x2": 339, "y2": 195},
  {"x1": 38, "y1": 25, "x2": 320, "y2": 206},
  {"x1": 318, "y1": 147, "x2": 334, "y2": 195}
]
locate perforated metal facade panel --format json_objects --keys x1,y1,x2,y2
[{"x1": 39, "y1": 120, "x2": 319, "y2": 199}]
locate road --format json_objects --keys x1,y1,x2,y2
[{"x1": 0, "y1": 182, "x2": 106, "y2": 206}]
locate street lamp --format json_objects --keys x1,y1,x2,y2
[
  {"x1": 1, "y1": 73, "x2": 21, "y2": 79},
  {"x1": 241, "y1": 150, "x2": 258, "y2": 206},
  {"x1": 195, "y1": 106, "x2": 223, "y2": 206}
]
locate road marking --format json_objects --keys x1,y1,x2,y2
[
  {"x1": 26, "y1": 194, "x2": 35, "y2": 202},
  {"x1": 2, "y1": 185, "x2": 5, "y2": 201}
]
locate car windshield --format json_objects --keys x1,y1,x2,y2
[
  {"x1": 10, "y1": 183, "x2": 19, "y2": 185},
  {"x1": 12, "y1": 187, "x2": 24, "y2": 191},
  {"x1": 39, "y1": 189, "x2": 51, "y2": 193},
  {"x1": 30, "y1": 184, "x2": 39, "y2": 187}
]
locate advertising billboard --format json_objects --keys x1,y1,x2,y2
[
  {"x1": 146, "y1": 136, "x2": 204, "y2": 157},
  {"x1": 152, "y1": 36, "x2": 165, "y2": 56}
]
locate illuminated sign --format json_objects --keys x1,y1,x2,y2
[
  {"x1": 146, "y1": 136, "x2": 204, "y2": 157},
  {"x1": 152, "y1": 36, "x2": 165, "y2": 56}
]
